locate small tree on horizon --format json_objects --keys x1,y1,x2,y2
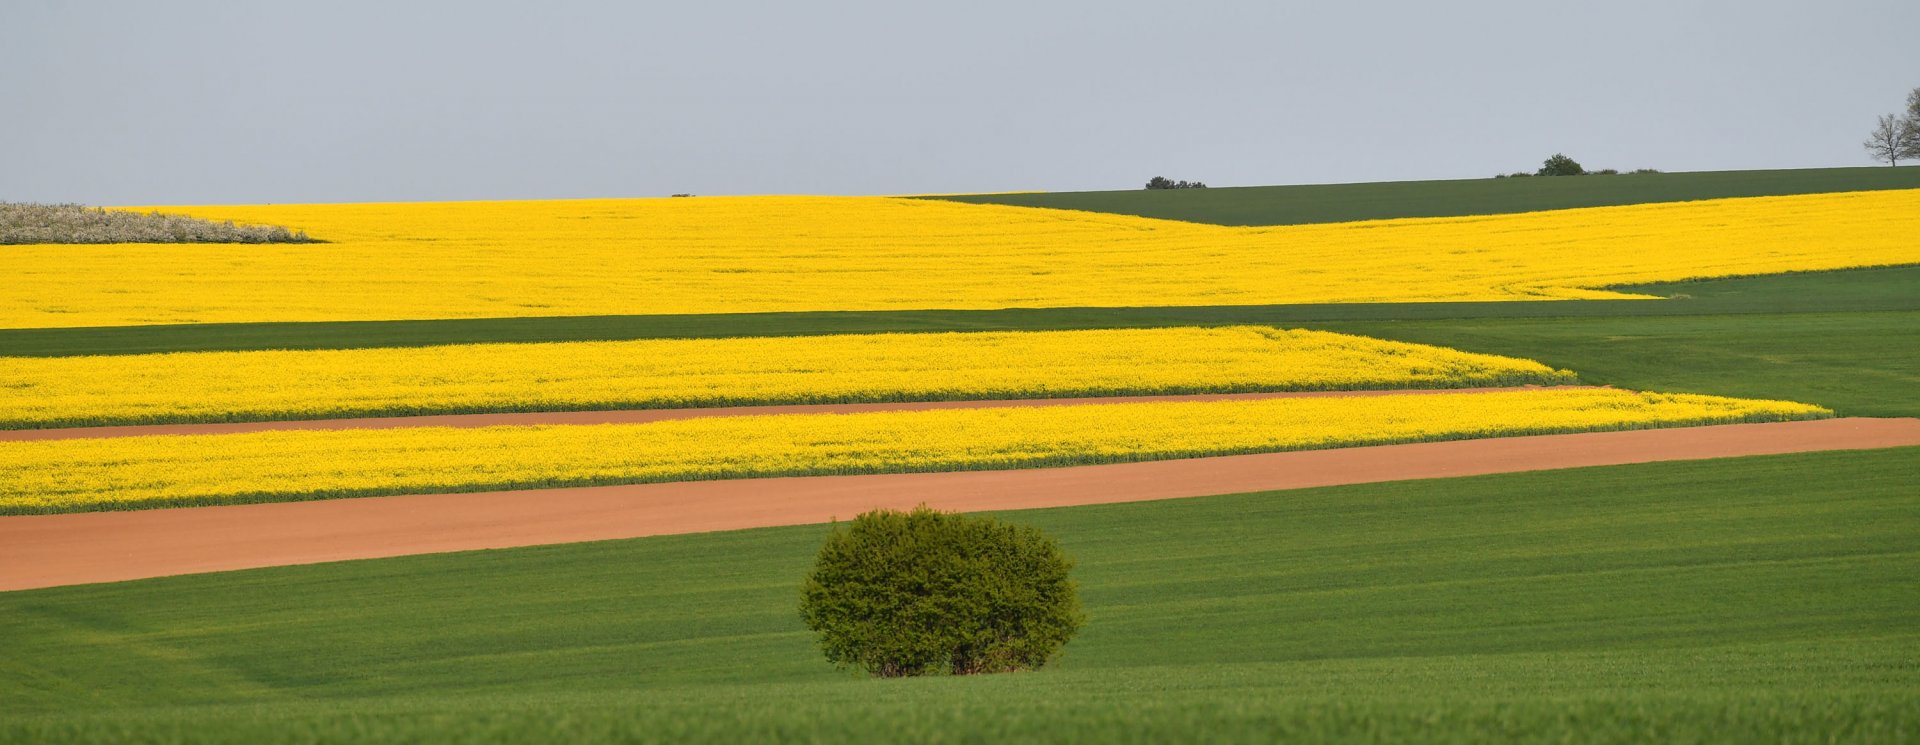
[
  {"x1": 1145, "y1": 176, "x2": 1207, "y2": 190},
  {"x1": 1536, "y1": 153, "x2": 1586, "y2": 176}
]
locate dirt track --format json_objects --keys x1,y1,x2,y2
[
  {"x1": 4, "y1": 417, "x2": 1917, "y2": 592},
  {"x1": 0, "y1": 386, "x2": 1599, "y2": 441}
]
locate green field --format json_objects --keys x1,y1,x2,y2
[
  {"x1": 5, "y1": 264, "x2": 1915, "y2": 357},
  {"x1": 1295, "y1": 269, "x2": 1920, "y2": 418},
  {"x1": 1313, "y1": 311, "x2": 1920, "y2": 418},
  {"x1": 929, "y1": 166, "x2": 1920, "y2": 226},
  {"x1": 4, "y1": 448, "x2": 1915, "y2": 743}
]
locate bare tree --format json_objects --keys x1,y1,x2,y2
[
  {"x1": 1864, "y1": 113, "x2": 1918, "y2": 166},
  {"x1": 1864, "y1": 87, "x2": 1920, "y2": 166}
]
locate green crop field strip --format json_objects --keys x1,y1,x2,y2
[
  {"x1": 928, "y1": 166, "x2": 1920, "y2": 226},
  {"x1": 4, "y1": 264, "x2": 1915, "y2": 357},
  {"x1": 5, "y1": 449, "x2": 1915, "y2": 743},
  {"x1": 1311, "y1": 311, "x2": 1920, "y2": 418}
]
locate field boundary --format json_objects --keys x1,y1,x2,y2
[
  {"x1": 925, "y1": 168, "x2": 1920, "y2": 226},
  {"x1": 3, "y1": 266, "x2": 1915, "y2": 357},
  {"x1": 4, "y1": 417, "x2": 1915, "y2": 592},
  {"x1": 0, "y1": 386, "x2": 1604, "y2": 441}
]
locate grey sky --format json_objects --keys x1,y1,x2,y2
[{"x1": 5, "y1": 0, "x2": 1917, "y2": 204}]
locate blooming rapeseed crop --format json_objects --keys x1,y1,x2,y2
[
  {"x1": 2, "y1": 190, "x2": 1915, "y2": 329},
  {"x1": 0, "y1": 388, "x2": 1828, "y2": 514},
  {"x1": 0, "y1": 327, "x2": 1573, "y2": 428}
]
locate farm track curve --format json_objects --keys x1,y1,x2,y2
[{"x1": 3, "y1": 416, "x2": 1916, "y2": 592}]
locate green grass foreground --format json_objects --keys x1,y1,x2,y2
[
  {"x1": 4, "y1": 448, "x2": 1916, "y2": 743},
  {"x1": 928, "y1": 167, "x2": 1920, "y2": 226}
]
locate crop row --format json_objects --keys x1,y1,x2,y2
[
  {"x1": 4, "y1": 190, "x2": 1917, "y2": 329},
  {"x1": 0, "y1": 388, "x2": 1829, "y2": 514},
  {"x1": 0, "y1": 326, "x2": 1574, "y2": 429}
]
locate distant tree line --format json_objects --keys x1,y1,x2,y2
[
  {"x1": 0, "y1": 202, "x2": 316, "y2": 244},
  {"x1": 1145, "y1": 176, "x2": 1207, "y2": 190},
  {"x1": 1493, "y1": 154, "x2": 1661, "y2": 179},
  {"x1": 1862, "y1": 87, "x2": 1920, "y2": 166}
]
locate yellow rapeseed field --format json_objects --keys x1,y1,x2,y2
[
  {"x1": 0, "y1": 388, "x2": 1828, "y2": 513},
  {"x1": 0, "y1": 326, "x2": 1573, "y2": 428},
  {"x1": 2, "y1": 190, "x2": 1916, "y2": 329}
]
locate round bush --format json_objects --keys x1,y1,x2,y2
[
  {"x1": 1536, "y1": 153, "x2": 1586, "y2": 176},
  {"x1": 799, "y1": 506, "x2": 1084, "y2": 677}
]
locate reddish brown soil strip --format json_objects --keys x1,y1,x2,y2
[
  {"x1": 0, "y1": 385, "x2": 1601, "y2": 442},
  {"x1": 4, "y1": 417, "x2": 1916, "y2": 592}
]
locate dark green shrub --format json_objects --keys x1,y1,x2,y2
[
  {"x1": 1536, "y1": 153, "x2": 1586, "y2": 176},
  {"x1": 799, "y1": 506, "x2": 1084, "y2": 677},
  {"x1": 1145, "y1": 176, "x2": 1207, "y2": 190}
]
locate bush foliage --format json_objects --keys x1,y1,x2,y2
[
  {"x1": 799, "y1": 506, "x2": 1084, "y2": 677},
  {"x1": 0, "y1": 202, "x2": 315, "y2": 244},
  {"x1": 1536, "y1": 153, "x2": 1586, "y2": 177},
  {"x1": 1496, "y1": 160, "x2": 1658, "y2": 179},
  {"x1": 1145, "y1": 176, "x2": 1207, "y2": 190}
]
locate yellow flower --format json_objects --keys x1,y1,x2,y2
[
  {"x1": 0, "y1": 326, "x2": 1572, "y2": 428},
  {"x1": 2, "y1": 190, "x2": 1914, "y2": 329},
  {"x1": 0, "y1": 388, "x2": 1829, "y2": 514}
]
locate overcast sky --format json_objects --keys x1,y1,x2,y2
[{"x1": 5, "y1": 0, "x2": 1917, "y2": 204}]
